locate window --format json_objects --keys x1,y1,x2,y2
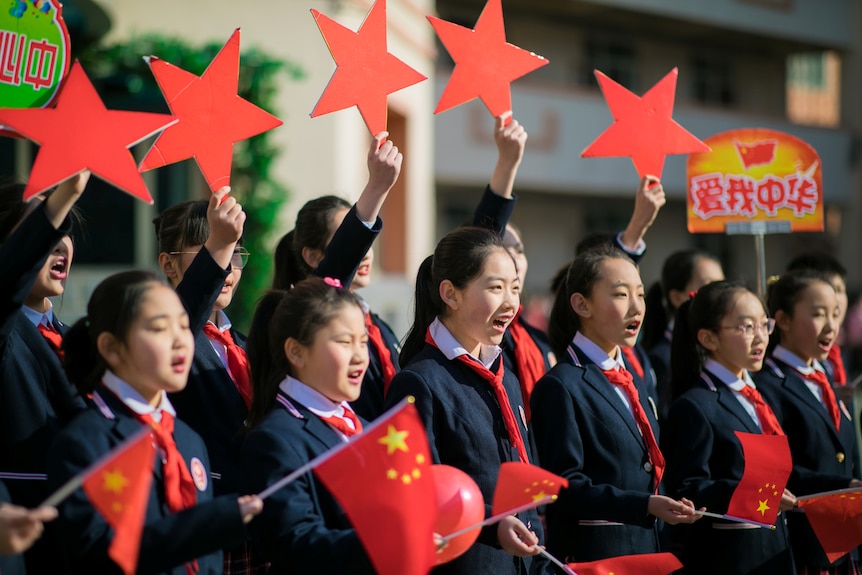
[
  {"x1": 691, "y1": 54, "x2": 737, "y2": 107},
  {"x1": 786, "y1": 51, "x2": 840, "y2": 127},
  {"x1": 581, "y1": 37, "x2": 636, "y2": 90}
]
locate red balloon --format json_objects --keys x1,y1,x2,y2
[{"x1": 431, "y1": 464, "x2": 485, "y2": 565}]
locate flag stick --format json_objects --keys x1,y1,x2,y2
[
  {"x1": 693, "y1": 509, "x2": 776, "y2": 530},
  {"x1": 257, "y1": 398, "x2": 413, "y2": 501},
  {"x1": 438, "y1": 496, "x2": 555, "y2": 544},
  {"x1": 796, "y1": 486, "x2": 862, "y2": 503},
  {"x1": 39, "y1": 427, "x2": 152, "y2": 508},
  {"x1": 536, "y1": 547, "x2": 579, "y2": 575}
]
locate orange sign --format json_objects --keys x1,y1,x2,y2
[{"x1": 686, "y1": 128, "x2": 823, "y2": 233}]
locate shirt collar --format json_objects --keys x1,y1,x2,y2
[
  {"x1": 279, "y1": 375, "x2": 353, "y2": 419},
  {"x1": 208, "y1": 309, "x2": 232, "y2": 332},
  {"x1": 101, "y1": 370, "x2": 176, "y2": 420},
  {"x1": 429, "y1": 317, "x2": 501, "y2": 369},
  {"x1": 573, "y1": 332, "x2": 624, "y2": 371},
  {"x1": 703, "y1": 358, "x2": 756, "y2": 391},
  {"x1": 22, "y1": 300, "x2": 54, "y2": 328},
  {"x1": 773, "y1": 346, "x2": 825, "y2": 376}
]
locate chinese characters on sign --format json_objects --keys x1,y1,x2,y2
[
  {"x1": 0, "y1": 0, "x2": 70, "y2": 110},
  {"x1": 686, "y1": 129, "x2": 823, "y2": 233}
]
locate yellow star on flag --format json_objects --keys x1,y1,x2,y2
[
  {"x1": 102, "y1": 469, "x2": 129, "y2": 494},
  {"x1": 378, "y1": 425, "x2": 409, "y2": 455},
  {"x1": 757, "y1": 499, "x2": 770, "y2": 516},
  {"x1": 532, "y1": 490, "x2": 547, "y2": 503}
]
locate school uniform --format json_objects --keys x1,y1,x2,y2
[
  {"x1": 0, "y1": 202, "x2": 86, "y2": 574},
  {"x1": 385, "y1": 319, "x2": 547, "y2": 575},
  {"x1": 241, "y1": 377, "x2": 375, "y2": 575},
  {"x1": 530, "y1": 333, "x2": 662, "y2": 563},
  {"x1": 646, "y1": 325, "x2": 673, "y2": 418},
  {"x1": 47, "y1": 372, "x2": 247, "y2": 574},
  {"x1": 663, "y1": 360, "x2": 794, "y2": 575},
  {"x1": 308, "y1": 204, "x2": 401, "y2": 423},
  {"x1": 754, "y1": 348, "x2": 860, "y2": 571}
]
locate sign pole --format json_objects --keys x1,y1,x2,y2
[
  {"x1": 726, "y1": 221, "x2": 790, "y2": 299},
  {"x1": 755, "y1": 232, "x2": 766, "y2": 298}
]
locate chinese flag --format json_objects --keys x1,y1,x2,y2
[
  {"x1": 797, "y1": 489, "x2": 862, "y2": 563},
  {"x1": 81, "y1": 429, "x2": 155, "y2": 575},
  {"x1": 491, "y1": 462, "x2": 568, "y2": 516},
  {"x1": 726, "y1": 431, "x2": 792, "y2": 525},
  {"x1": 568, "y1": 552, "x2": 682, "y2": 575},
  {"x1": 314, "y1": 401, "x2": 437, "y2": 575}
]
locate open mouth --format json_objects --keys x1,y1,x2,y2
[
  {"x1": 751, "y1": 347, "x2": 765, "y2": 361},
  {"x1": 356, "y1": 264, "x2": 370, "y2": 277},
  {"x1": 818, "y1": 337, "x2": 833, "y2": 352},
  {"x1": 492, "y1": 316, "x2": 512, "y2": 333},
  {"x1": 171, "y1": 355, "x2": 188, "y2": 373},
  {"x1": 220, "y1": 282, "x2": 233, "y2": 294},
  {"x1": 347, "y1": 368, "x2": 365, "y2": 385},
  {"x1": 625, "y1": 320, "x2": 641, "y2": 336},
  {"x1": 49, "y1": 257, "x2": 68, "y2": 280}
]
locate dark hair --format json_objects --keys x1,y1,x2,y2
[
  {"x1": 0, "y1": 177, "x2": 83, "y2": 244},
  {"x1": 152, "y1": 200, "x2": 210, "y2": 254},
  {"x1": 246, "y1": 277, "x2": 364, "y2": 427},
  {"x1": 400, "y1": 227, "x2": 510, "y2": 367},
  {"x1": 787, "y1": 253, "x2": 847, "y2": 279},
  {"x1": 575, "y1": 232, "x2": 617, "y2": 257},
  {"x1": 272, "y1": 196, "x2": 352, "y2": 289},
  {"x1": 642, "y1": 250, "x2": 722, "y2": 350},
  {"x1": 548, "y1": 245, "x2": 635, "y2": 359},
  {"x1": 669, "y1": 280, "x2": 756, "y2": 400},
  {"x1": 765, "y1": 269, "x2": 834, "y2": 353},
  {"x1": 63, "y1": 270, "x2": 167, "y2": 395}
]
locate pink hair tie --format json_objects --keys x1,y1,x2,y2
[
  {"x1": 688, "y1": 290, "x2": 698, "y2": 300},
  {"x1": 323, "y1": 277, "x2": 342, "y2": 289}
]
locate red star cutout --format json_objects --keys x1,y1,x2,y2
[
  {"x1": 581, "y1": 68, "x2": 710, "y2": 179},
  {"x1": 311, "y1": 0, "x2": 427, "y2": 136},
  {"x1": 430, "y1": 0, "x2": 548, "y2": 118},
  {"x1": 0, "y1": 61, "x2": 175, "y2": 203},
  {"x1": 139, "y1": 29, "x2": 283, "y2": 192}
]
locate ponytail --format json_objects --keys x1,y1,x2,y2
[
  {"x1": 247, "y1": 290, "x2": 290, "y2": 428},
  {"x1": 272, "y1": 230, "x2": 305, "y2": 290},
  {"x1": 640, "y1": 281, "x2": 667, "y2": 351},
  {"x1": 63, "y1": 317, "x2": 102, "y2": 395},
  {"x1": 400, "y1": 255, "x2": 440, "y2": 367}
]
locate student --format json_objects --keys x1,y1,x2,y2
[
  {"x1": 0, "y1": 172, "x2": 89, "y2": 573},
  {"x1": 154, "y1": 188, "x2": 260, "y2": 572},
  {"x1": 641, "y1": 249, "x2": 725, "y2": 415},
  {"x1": 386, "y1": 226, "x2": 545, "y2": 575},
  {"x1": 242, "y1": 278, "x2": 375, "y2": 574},
  {"x1": 663, "y1": 281, "x2": 796, "y2": 575},
  {"x1": 271, "y1": 133, "x2": 402, "y2": 422},
  {"x1": 753, "y1": 270, "x2": 861, "y2": 573},
  {"x1": 531, "y1": 246, "x2": 697, "y2": 564},
  {"x1": 787, "y1": 254, "x2": 850, "y2": 386},
  {"x1": 48, "y1": 270, "x2": 262, "y2": 574}
]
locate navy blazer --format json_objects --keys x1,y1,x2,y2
[
  {"x1": 754, "y1": 358, "x2": 860, "y2": 569},
  {"x1": 241, "y1": 396, "x2": 375, "y2": 575},
  {"x1": 0, "y1": 203, "x2": 86, "y2": 574},
  {"x1": 663, "y1": 371, "x2": 794, "y2": 575},
  {"x1": 47, "y1": 387, "x2": 247, "y2": 574},
  {"x1": 170, "y1": 247, "x2": 247, "y2": 497},
  {"x1": 385, "y1": 344, "x2": 548, "y2": 575},
  {"x1": 530, "y1": 346, "x2": 660, "y2": 563},
  {"x1": 646, "y1": 332, "x2": 672, "y2": 419}
]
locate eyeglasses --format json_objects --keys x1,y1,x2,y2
[
  {"x1": 169, "y1": 247, "x2": 250, "y2": 270},
  {"x1": 718, "y1": 319, "x2": 775, "y2": 337}
]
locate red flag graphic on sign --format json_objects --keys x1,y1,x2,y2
[
  {"x1": 568, "y1": 552, "x2": 683, "y2": 575},
  {"x1": 726, "y1": 431, "x2": 792, "y2": 525},
  {"x1": 734, "y1": 139, "x2": 777, "y2": 169},
  {"x1": 797, "y1": 489, "x2": 862, "y2": 563},
  {"x1": 314, "y1": 401, "x2": 437, "y2": 575},
  {"x1": 81, "y1": 429, "x2": 155, "y2": 575},
  {"x1": 491, "y1": 462, "x2": 568, "y2": 516}
]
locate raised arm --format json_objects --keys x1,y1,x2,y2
[
  {"x1": 617, "y1": 175, "x2": 666, "y2": 263},
  {"x1": 474, "y1": 115, "x2": 527, "y2": 235}
]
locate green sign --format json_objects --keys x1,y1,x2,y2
[{"x1": 0, "y1": 0, "x2": 70, "y2": 108}]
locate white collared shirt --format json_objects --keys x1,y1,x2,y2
[
  {"x1": 703, "y1": 358, "x2": 761, "y2": 431},
  {"x1": 205, "y1": 310, "x2": 233, "y2": 370},
  {"x1": 429, "y1": 317, "x2": 501, "y2": 369},
  {"x1": 572, "y1": 332, "x2": 633, "y2": 417},
  {"x1": 279, "y1": 375, "x2": 358, "y2": 442},
  {"x1": 22, "y1": 300, "x2": 54, "y2": 328},
  {"x1": 773, "y1": 346, "x2": 828, "y2": 406},
  {"x1": 101, "y1": 370, "x2": 176, "y2": 423}
]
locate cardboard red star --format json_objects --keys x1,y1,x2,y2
[
  {"x1": 0, "y1": 61, "x2": 176, "y2": 203},
  {"x1": 430, "y1": 0, "x2": 548, "y2": 118},
  {"x1": 311, "y1": 0, "x2": 426, "y2": 136},
  {"x1": 139, "y1": 29, "x2": 283, "y2": 192},
  {"x1": 581, "y1": 68, "x2": 710, "y2": 179}
]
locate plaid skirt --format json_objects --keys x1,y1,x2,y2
[{"x1": 223, "y1": 541, "x2": 269, "y2": 575}]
